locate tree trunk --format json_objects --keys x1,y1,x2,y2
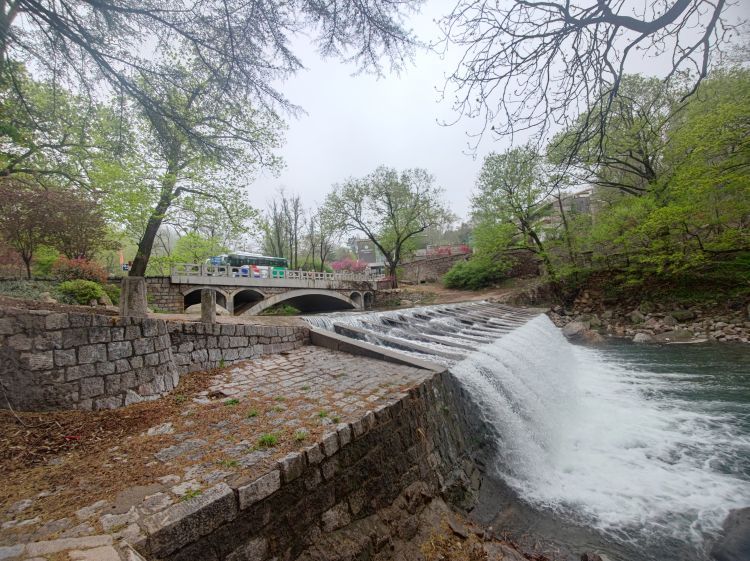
[
  {"x1": 23, "y1": 257, "x2": 31, "y2": 279},
  {"x1": 129, "y1": 177, "x2": 176, "y2": 277},
  {"x1": 527, "y1": 229, "x2": 555, "y2": 280}
]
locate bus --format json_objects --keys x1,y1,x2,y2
[{"x1": 208, "y1": 252, "x2": 288, "y2": 278}]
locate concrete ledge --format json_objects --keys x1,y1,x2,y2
[
  {"x1": 333, "y1": 323, "x2": 465, "y2": 361},
  {"x1": 308, "y1": 327, "x2": 446, "y2": 373}
]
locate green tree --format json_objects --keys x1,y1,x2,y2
[
  {"x1": 325, "y1": 167, "x2": 453, "y2": 287},
  {"x1": 112, "y1": 61, "x2": 280, "y2": 277},
  {"x1": 472, "y1": 145, "x2": 556, "y2": 277},
  {"x1": 2, "y1": 0, "x2": 420, "y2": 149}
]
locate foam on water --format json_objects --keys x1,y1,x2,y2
[{"x1": 452, "y1": 314, "x2": 750, "y2": 555}]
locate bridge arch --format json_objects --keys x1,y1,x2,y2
[
  {"x1": 182, "y1": 287, "x2": 228, "y2": 311},
  {"x1": 349, "y1": 291, "x2": 363, "y2": 309},
  {"x1": 363, "y1": 292, "x2": 374, "y2": 309},
  {"x1": 242, "y1": 289, "x2": 357, "y2": 315},
  {"x1": 231, "y1": 288, "x2": 266, "y2": 316}
]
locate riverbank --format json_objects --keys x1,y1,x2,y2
[{"x1": 547, "y1": 287, "x2": 750, "y2": 344}]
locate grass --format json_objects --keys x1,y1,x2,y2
[
  {"x1": 259, "y1": 303, "x2": 301, "y2": 316},
  {"x1": 180, "y1": 488, "x2": 202, "y2": 502},
  {"x1": 0, "y1": 279, "x2": 73, "y2": 304},
  {"x1": 272, "y1": 405, "x2": 285, "y2": 413},
  {"x1": 223, "y1": 398, "x2": 240, "y2": 407},
  {"x1": 217, "y1": 459, "x2": 239, "y2": 468},
  {"x1": 331, "y1": 415, "x2": 341, "y2": 423},
  {"x1": 294, "y1": 429, "x2": 308, "y2": 442},
  {"x1": 257, "y1": 433, "x2": 279, "y2": 448},
  {"x1": 316, "y1": 410, "x2": 328, "y2": 419},
  {"x1": 300, "y1": 385, "x2": 310, "y2": 391},
  {"x1": 173, "y1": 394, "x2": 187, "y2": 404},
  {"x1": 246, "y1": 408, "x2": 259, "y2": 418},
  {"x1": 274, "y1": 396, "x2": 286, "y2": 402}
]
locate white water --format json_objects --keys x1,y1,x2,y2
[{"x1": 452, "y1": 314, "x2": 750, "y2": 555}]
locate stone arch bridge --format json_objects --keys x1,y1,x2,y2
[{"x1": 145, "y1": 266, "x2": 381, "y2": 316}]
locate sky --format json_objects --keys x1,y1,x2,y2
[
  {"x1": 250, "y1": 1, "x2": 750, "y2": 226},
  {"x1": 251, "y1": 2, "x2": 495, "y2": 223}
]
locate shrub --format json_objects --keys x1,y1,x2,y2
[
  {"x1": 102, "y1": 283, "x2": 120, "y2": 305},
  {"x1": 57, "y1": 279, "x2": 104, "y2": 305},
  {"x1": 51, "y1": 257, "x2": 107, "y2": 283},
  {"x1": 443, "y1": 257, "x2": 510, "y2": 290}
]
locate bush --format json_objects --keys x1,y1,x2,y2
[
  {"x1": 443, "y1": 257, "x2": 509, "y2": 290},
  {"x1": 102, "y1": 283, "x2": 120, "y2": 305},
  {"x1": 51, "y1": 257, "x2": 107, "y2": 283},
  {"x1": 58, "y1": 280, "x2": 104, "y2": 305}
]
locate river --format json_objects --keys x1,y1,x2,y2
[{"x1": 304, "y1": 304, "x2": 750, "y2": 561}]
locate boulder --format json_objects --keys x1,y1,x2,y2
[
  {"x1": 653, "y1": 329, "x2": 694, "y2": 343},
  {"x1": 638, "y1": 301, "x2": 655, "y2": 314},
  {"x1": 601, "y1": 310, "x2": 614, "y2": 320},
  {"x1": 663, "y1": 315, "x2": 678, "y2": 327},
  {"x1": 589, "y1": 314, "x2": 602, "y2": 328},
  {"x1": 580, "y1": 329, "x2": 605, "y2": 345},
  {"x1": 628, "y1": 310, "x2": 645, "y2": 324},
  {"x1": 712, "y1": 507, "x2": 750, "y2": 561},
  {"x1": 39, "y1": 291, "x2": 58, "y2": 304},
  {"x1": 632, "y1": 333, "x2": 653, "y2": 343},
  {"x1": 670, "y1": 309, "x2": 696, "y2": 322},
  {"x1": 562, "y1": 321, "x2": 588, "y2": 338}
]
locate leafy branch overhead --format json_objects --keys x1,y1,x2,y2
[{"x1": 439, "y1": 0, "x2": 738, "y2": 156}]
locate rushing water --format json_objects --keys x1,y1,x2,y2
[{"x1": 304, "y1": 305, "x2": 750, "y2": 561}]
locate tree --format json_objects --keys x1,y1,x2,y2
[
  {"x1": 0, "y1": 181, "x2": 55, "y2": 277},
  {"x1": 549, "y1": 75, "x2": 684, "y2": 196},
  {"x1": 472, "y1": 145, "x2": 556, "y2": 277},
  {"x1": 114, "y1": 60, "x2": 280, "y2": 277},
  {"x1": 439, "y1": 0, "x2": 737, "y2": 156},
  {"x1": 325, "y1": 167, "x2": 453, "y2": 287},
  {"x1": 262, "y1": 189, "x2": 304, "y2": 269},
  {"x1": 49, "y1": 194, "x2": 114, "y2": 259},
  {"x1": 1, "y1": 0, "x2": 420, "y2": 151},
  {"x1": 304, "y1": 207, "x2": 339, "y2": 272},
  {"x1": 0, "y1": 64, "x2": 120, "y2": 189}
]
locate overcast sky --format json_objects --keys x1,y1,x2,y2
[
  {"x1": 250, "y1": 1, "x2": 749, "y2": 226},
  {"x1": 251, "y1": 2, "x2": 493, "y2": 223}
]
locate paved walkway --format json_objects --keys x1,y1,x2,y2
[{"x1": 0, "y1": 347, "x2": 431, "y2": 561}]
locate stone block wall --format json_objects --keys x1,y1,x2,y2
[
  {"x1": 0, "y1": 306, "x2": 311, "y2": 411},
  {"x1": 145, "y1": 277, "x2": 184, "y2": 313},
  {"x1": 168, "y1": 323, "x2": 309, "y2": 374},
  {"x1": 0, "y1": 307, "x2": 177, "y2": 411},
  {"x1": 400, "y1": 254, "x2": 471, "y2": 283},
  {"x1": 134, "y1": 370, "x2": 488, "y2": 561}
]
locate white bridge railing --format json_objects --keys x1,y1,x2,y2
[{"x1": 171, "y1": 263, "x2": 384, "y2": 282}]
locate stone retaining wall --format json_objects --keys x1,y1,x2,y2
[
  {"x1": 0, "y1": 307, "x2": 177, "y2": 411},
  {"x1": 134, "y1": 370, "x2": 487, "y2": 561},
  {"x1": 0, "y1": 306, "x2": 310, "y2": 411},
  {"x1": 169, "y1": 322, "x2": 309, "y2": 375}
]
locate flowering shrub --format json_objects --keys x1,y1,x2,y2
[
  {"x1": 51, "y1": 257, "x2": 107, "y2": 283},
  {"x1": 330, "y1": 258, "x2": 368, "y2": 273}
]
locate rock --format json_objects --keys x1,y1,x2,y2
[
  {"x1": 581, "y1": 554, "x2": 604, "y2": 561},
  {"x1": 580, "y1": 330, "x2": 605, "y2": 345},
  {"x1": 663, "y1": 315, "x2": 678, "y2": 327},
  {"x1": 562, "y1": 321, "x2": 588, "y2": 338},
  {"x1": 447, "y1": 515, "x2": 470, "y2": 539},
  {"x1": 98, "y1": 293, "x2": 113, "y2": 306},
  {"x1": 145, "y1": 422, "x2": 174, "y2": 436},
  {"x1": 589, "y1": 314, "x2": 602, "y2": 328},
  {"x1": 653, "y1": 329, "x2": 694, "y2": 343},
  {"x1": 632, "y1": 333, "x2": 653, "y2": 343},
  {"x1": 638, "y1": 301, "x2": 655, "y2": 314},
  {"x1": 670, "y1": 309, "x2": 696, "y2": 322},
  {"x1": 712, "y1": 507, "x2": 750, "y2": 561},
  {"x1": 39, "y1": 292, "x2": 58, "y2": 304},
  {"x1": 628, "y1": 310, "x2": 645, "y2": 324},
  {"x1": 400, "y1": 299, "x2": 414, "y2": 307},
  {"x1": 601, "y1": 309, "x2": 614, "y2": 320}
]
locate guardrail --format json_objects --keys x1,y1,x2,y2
[{"x1": 171, "y1": 263, "x2": 384, "y2": 282}]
